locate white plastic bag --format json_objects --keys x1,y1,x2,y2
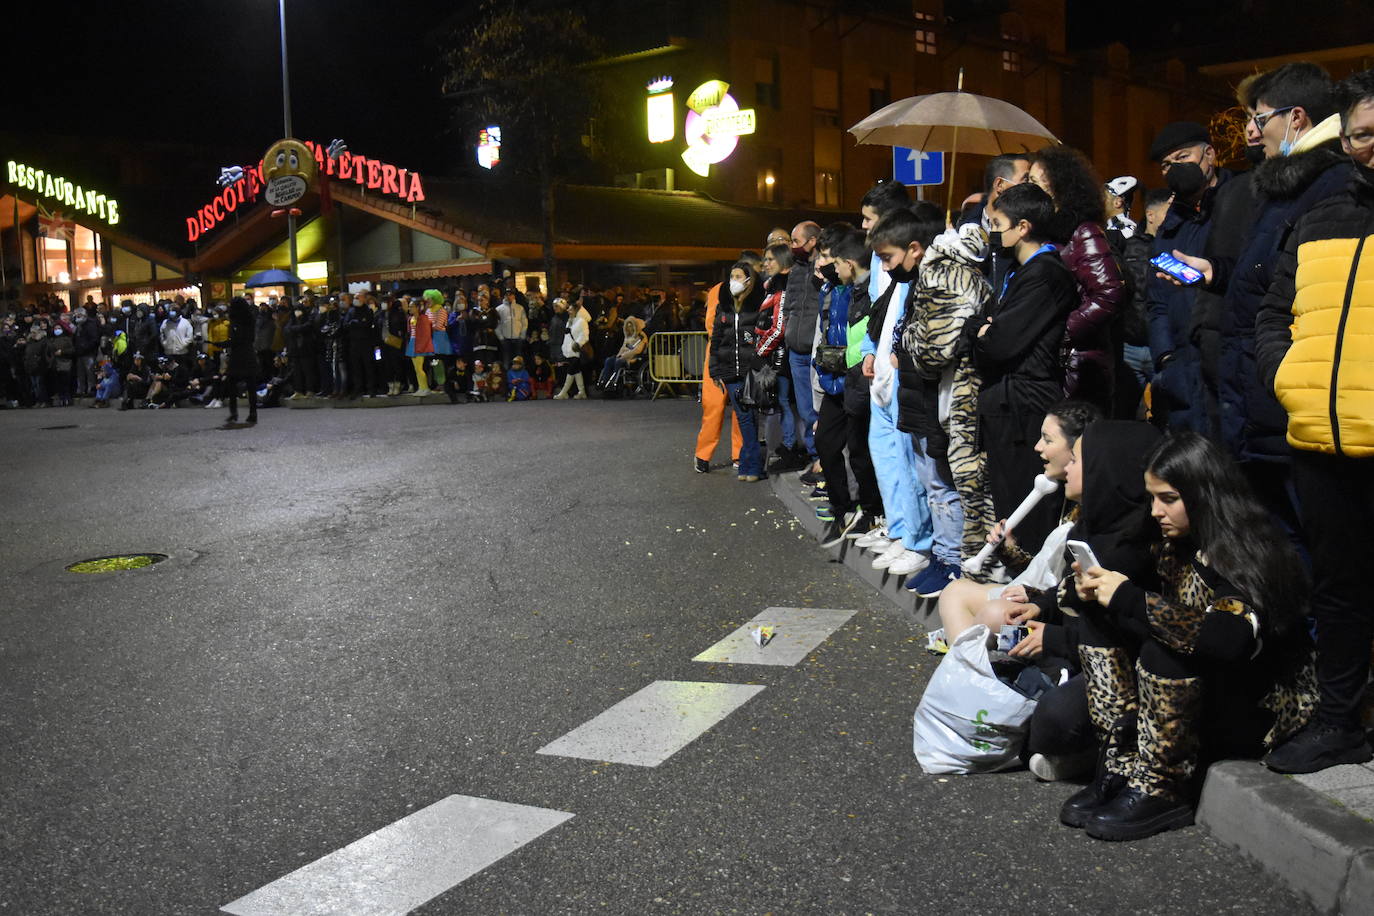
[{"x1": 912, "y1": 624, "x2": 1038, "y2": 774}]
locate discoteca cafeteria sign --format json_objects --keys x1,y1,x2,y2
[
  {"x1": 680, "y1": 80, "x2": 755, "y2": 178},
  {"x1": 185, "y1": 141, "x2": 426, "y2": 242}
]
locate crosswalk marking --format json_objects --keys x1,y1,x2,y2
[
  {"x1": 536, "y1": 680, "x2": 765, "y2": 767},
  {"x1": 220, "y1": 795, "x2": 574, "y2": 916},
  {"x1": 692, "y1": 607, "x2": 857, "y2": 666}
]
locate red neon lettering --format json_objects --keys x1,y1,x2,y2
[
  {"x1": 366, "y1": 159, "x2": 381, "y2": 189},
  {"x1": 212, "y1": 198, "x2": 224, "y2": 222},
  {"x1": 338, "y1": 152, "x2": 352, "y2": 180},
  {"x1": 223, "y1": 187, "x2": 237, "y2": 212},
  {"x1": 187, "y1": 217, "x2": 201, "y2": 242},
  {"x1": 235, "y1": 179, "x2": 246, "y2": 205},
  {"x1": 381, "y1": 163, "x2": 398, "y2": 195},
  {"x1": 407, "y1": 172, "x2": 425, "y2": 202}
]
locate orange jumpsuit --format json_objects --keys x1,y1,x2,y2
[{"x1": 695, "y1": 282, "x2": 743, "y2": 463}]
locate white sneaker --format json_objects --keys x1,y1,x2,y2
[
  {"x1": 1028, "y1": 749, "x2": 1097, "y2": 782},
  {"x1": 872, "y1": 541, "x2": 908, "y2": 570},
  {"x1": 855, "y1": 525, "x2": 891, "y2": 550},
  {"x1": 887, "y1": 550, "x2": 931, "y2": 577},
  {"x1": 572, "y1": 392, "x2": 587, "y2": 399}
]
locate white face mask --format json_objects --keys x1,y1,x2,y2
[{"x1": 728, "y1": 278, "x2": 748, "y2": 296}]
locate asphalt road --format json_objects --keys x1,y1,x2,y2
[{"x1": 0, "y1": 399, "x2": 1312, "y2": 915}]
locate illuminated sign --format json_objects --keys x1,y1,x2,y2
[
  {"x1": 6, "y1": 159, "x2": 120, "y2": 226},
  {"x1": 646, "y1": 77, "x2": 675, "y2": 144},
  {"x1": 477, "y1": 127, "x2": 502, "y2": 169},
  {"x1": 681, "y1": 80, "x2": 756, "y2": 178},
  {"x1": 185, "y1": 141, "x2": 426, "y2": 242}
]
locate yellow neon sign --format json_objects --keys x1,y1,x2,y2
[
  {"x1": 647, "y1": 77, "x2": 676, "y2": 144},
  {"x1": 6, "y1": 159, "x2": 120, "y2": 226},
  {"x1": 681, "y1": 80, "x2": 755, "y2": 178}
]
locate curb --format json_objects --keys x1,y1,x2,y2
[
  {"x1": 1198, "y1": 761, "x2": 1374, "y2": 916},
  {"x1": 768, "y1": 472, "x2": 939, "y2": 630},
  {"x1": 771, "y1": 471, "x2": 1374, "y2": 915}
]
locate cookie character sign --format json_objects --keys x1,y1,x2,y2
[{"x1": 261, "y1": 138, "x2": 317, "y2": 207}]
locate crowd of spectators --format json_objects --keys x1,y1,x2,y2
[
  {"x1": 0, "y1": 279, "x2": 706, "y2": 412},
  {"x1": 693, "y1": 63, "x2": 1374, "y2": 843}
]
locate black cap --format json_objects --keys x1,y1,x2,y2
[{"x1": 1149, "y1": 122, "x2": 1211, "y2": 162}]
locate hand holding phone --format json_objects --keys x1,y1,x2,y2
[
  {"x1": 1151, "y1": 251, "x2": 1205, "y2": 285},
  {"x1": 1066, "y1": 539, "x2": 1102, "y2": 573}
]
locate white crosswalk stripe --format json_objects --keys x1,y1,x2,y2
[
  {"x1": 536, "y1": 680, "x2": 766, "y2": 767},
  {"x1": 692, "y1": 607, "x2": 858, "y2": 666},
  {"x1": 220, "y1": 795, "x2": 573, "y2": 916}
]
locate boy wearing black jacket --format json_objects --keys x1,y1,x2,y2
[{"x1": 972, "y1": 183, "x2": 1076, "y2": 550}]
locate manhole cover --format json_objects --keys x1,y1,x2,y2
[
  {"x1": 40, "y1": 424, "x2": 80, "y2": 430},
  {"x1": 66, "y1": 554, "x2": 169, "y2": 574}
]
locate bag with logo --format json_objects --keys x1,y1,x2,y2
[
  {"x1": 739, "y1": 361, "x2": 778, "y2": 412},
  {"x1": 912, "y1": 624, "x2": 1038, "y2": 774}
]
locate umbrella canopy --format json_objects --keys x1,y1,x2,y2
[
  {"x1": 848, "y1": 91, "x2": 1059, "y2": 155},
  {"x1": 243, "y1": 268, "x2": 305, "y2": 288}
]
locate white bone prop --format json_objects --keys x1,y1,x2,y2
[{"x1": 961, "y1": 474, "x2": 1061, "y2": 574}]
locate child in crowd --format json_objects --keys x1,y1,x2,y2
[
  {"x1": 507, "y1": 356, "x2": 532, "y2": 401},
  {"x1": 530, "y1": 353, "x2": 553, "y2": 399},
  {"x1": 972, "y1": 182, "x2": 1076, "y2": 551},
  {"x1": 469, "y1": 360, "x2": 489, "y2": 402},
  {"x1": 486, "y1": 362, "x2": 506, "y2": 400},
  {"x1": 91, "y1": 359, "x2": 121, "y2": 407}
]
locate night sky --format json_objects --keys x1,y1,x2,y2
[{"x1": 5, "y1": 0, "x2": 1356, "y2": 176}]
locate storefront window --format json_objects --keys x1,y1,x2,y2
[
  {"x1": 38, "y1": 236, "x2": 69, "y2": 284},
  {"x1": 72, "y1": 225, "x2": 103, "y2": 281}
]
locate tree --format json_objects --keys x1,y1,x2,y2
[{"x1": 439, "y1": 1, "x2": 603, "y2": 294}]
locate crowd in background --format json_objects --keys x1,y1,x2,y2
[
  {"x1": 0, "y1": 279, "x2": 707, "y2": 411},
  {"x1": 693, "y1": 62, "x2": 1374, "y2": 843}
]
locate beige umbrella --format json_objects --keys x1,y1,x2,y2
[{"x1": 849, "y1": 72, "x2": 1060, "y2": 219}]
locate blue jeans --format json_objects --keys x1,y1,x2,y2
[
  {"x1": 1122, "y1": 344, "x2": 1153, "y2": 388},
  {"x1": 775, "y1": 370, "x2": 797, "y2": 449},
  {"x1": 915, "y1": 435, "x2": 965, "y2": 566},
  {"x1": 725, "y1": 381, "x2": 763, "y2": 477},
  {"x1": 868, "y1": 393, "x2": 932, "y2": 552},
  {"x1": 787, "y1": 350, "x2": 818, "y2": 458}
]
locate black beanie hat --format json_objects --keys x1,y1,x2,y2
[{"x1": 1149, "y1": 121, "x2": 1211, "y2": 162}]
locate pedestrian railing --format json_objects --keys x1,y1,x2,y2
[{"x1": 647, "y1": 331, "x2": 708, "y2": 399}]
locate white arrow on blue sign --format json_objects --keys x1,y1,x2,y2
[{"x1": 892, "y1": 147, "x2": 944, "y2": 186}]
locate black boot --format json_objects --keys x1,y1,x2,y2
[
  {"x1": 1060, "y1": 760, "x2": 1127, "y2": 828},
  {"x1": 1085, "y1": 785, "x2": 1194, "y2": 841}
]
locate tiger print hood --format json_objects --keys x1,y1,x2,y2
[{"x1": 926, "y1": 222, "x2": 989, "y2": 269}]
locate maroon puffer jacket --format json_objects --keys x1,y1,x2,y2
[{"x1": 1058, "y1": 221, "x2": 1125, "y2": 404}]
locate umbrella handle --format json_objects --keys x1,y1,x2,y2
[{"x1": 945, "y1": 69, "x2": 965, "y2": 226}]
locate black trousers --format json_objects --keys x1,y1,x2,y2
[
  {"x1": 346, "y1": 342, "x2": 377, "y2": 395},
  {"x1": 1292, "y1": 449, "x2": 1374, "y2": 729},
  {"x1": 814, "y1": 392, "x2": 881, "y2": 518},
  {"x1": 1027, "y1": 674, "x2": 1093, "y2": 756},
  {"x1": 290, "y1": 349, "x2": 318, "y2": 395}
]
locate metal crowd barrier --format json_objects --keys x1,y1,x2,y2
[{"x1": 647, "y1": 331, "x2": 708, "y2": 399}]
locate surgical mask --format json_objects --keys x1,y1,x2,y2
[
  {"x1": 728, "y1": 279, "x2": 748, "y2": 296},
  {"x1": 53, "y1": 328, "x2": 63, "y2": 336},
  {"x1": 1165, "y1": 161, "x2": 1208, "y2": 199},
  {"x1": 168, "y1": 310, "x2": 178, "y2": 319},
  {"x1": 819, "y1": 262, "x2": 840, "y2": 285},
  {"x1": 121, "y1": 306, "x2": 131, "y2": 314},
  {"x1": 1279, "y1": 115, "x2": 1297, "y2": 156}
]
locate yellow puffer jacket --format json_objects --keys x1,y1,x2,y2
[{"x1": 1257, "y1": 170, "x2": 1374, "y2": 457}]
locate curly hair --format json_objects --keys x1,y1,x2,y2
[{"x1": 1032, "y1": 146, "x2": 1106, "y2": 232}]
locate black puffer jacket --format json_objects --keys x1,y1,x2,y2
[
  {"x1": 1213, "y1": 141, "x2": 1350, "y2": 462},
  {"x1": 709, "y1": 279, "x2": 765, "y2": 383},
  {"x1": 781, "y1": 251, "x2": 819, "y2": 355}
]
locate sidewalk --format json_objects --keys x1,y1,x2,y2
[{"x1": 770, "y1": 471, "x2": 1374, "y2": 916}]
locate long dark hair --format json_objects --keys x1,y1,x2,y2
[
  {"x1": 1033, "y1": 145, "x2": 1106, "y2": 239},
  {"x1": 1145, "y1": 432, "x2": 1307, "y2": 636}
]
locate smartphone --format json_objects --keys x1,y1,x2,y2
[
  {"x1": 997, "y1": 624, "x2": 1029, "y2": 651},
  {"x1": 373, "y1": 347, "x2": 382, "y2": 361},
  {"x1": 1150, "y1": 252, "x2": 1204, "y2": 285},
  {"x1": 1066, "y1": 539, "x2": 1101, "y2": 572}
]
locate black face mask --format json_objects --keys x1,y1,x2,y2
[
  {"x1": 1165, "y1": 161, "x2": 1208, "y2": 199},
  {"x1": 1243, "y1": 144, "x2": 1266, "y2": 166},
  {"x1": 819, "y1": 262, "x2": 840, "y2": 285},
  {"x1": 886, "y1": 262, "x2": 918, "y2": 283},
  {"x1": 809, "y1": 273, "x2": 824, "y2": 291}
]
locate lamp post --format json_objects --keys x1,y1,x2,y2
[{"x1": 277, "y1": 0, "x2": 299, "y2": 295}]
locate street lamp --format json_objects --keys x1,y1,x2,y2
[{"x1": 276, "y1": 0, "x2": 299, "y2": 295}]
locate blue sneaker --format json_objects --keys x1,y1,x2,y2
[
  {"x1": 907, "y1": 558, "x2": 961, "y2": 597},
  {"x1": 815, "y1": 504, "x2": 835, "y2": 522}
]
